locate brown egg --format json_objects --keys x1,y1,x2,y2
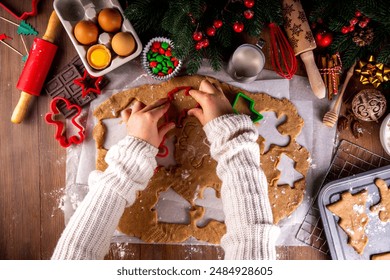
[
  {"x1": 98, "y1": 8, "x2": 122, "y2": 33},
  {"x1": 111, "y1": 32, "x2": 136, "y2": 56},
  {"x1": 74, "y1": 20, "x2": 99, "y2": 45}
]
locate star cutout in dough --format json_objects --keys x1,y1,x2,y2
[{"x1": 74, "y1": 70, "x2": 105, "y2": 98}]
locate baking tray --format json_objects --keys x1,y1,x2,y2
[
  {"x1": 318, "y1": 165, "x2": 390, "y2": 260},
  {"x1": 296, "y1": 140, "x2": 390, "y2": 254},
  {"x1": 54, "y1": 0, "x2": 142, "y2": 76}
]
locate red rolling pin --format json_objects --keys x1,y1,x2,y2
[{"x1": 11, "y1": 11, "x2": 60, "y2": 124}]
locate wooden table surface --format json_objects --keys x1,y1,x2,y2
[{"x1": 1, "y1": 1, "x2": 389, "y2": 260}]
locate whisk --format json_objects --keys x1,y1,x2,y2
[{"x1": 268, "y1": 23, "x2": 297, "y2": 79}]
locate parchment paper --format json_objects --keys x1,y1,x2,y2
[{"x1": 63, "y1": 59, "x2": 336, "y2": 246}]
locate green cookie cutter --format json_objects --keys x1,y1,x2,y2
[{"x1": 232, "y1": 92, "x2": 263, "y2": 123}]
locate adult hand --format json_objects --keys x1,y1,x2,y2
[
  {"x1": 121, "y1": 98, "x2": 175, "y2": 148},
  {"x1": 188, "y1": 80, "x2": 233, "y2": 126}
]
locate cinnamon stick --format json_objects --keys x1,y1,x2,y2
[
  {"x1": 332, "y1": 54, "x2": 340, "y2": 95},
  {"x1": 321, "y1": 56, "x2": 328, "y2": 98},
  {"x1": 327, "y1": 55, "x2": 334, "y2": 100}
]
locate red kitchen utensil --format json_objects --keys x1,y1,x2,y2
[
  {"x1": 11, "y1": 11, "x2": 61, "y2": 124},
  {"x1": 45, "y1": 97, "x2": 85, "y2": 148},
  {"x1": 0, "y1": 0, "x2": 40, "y2": 20}
]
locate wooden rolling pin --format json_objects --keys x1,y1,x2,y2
[
  {"x1": 282, "y1": 0, "x2": 326, "y2": 99},
  {"x1": 11, "y1": 11, "x2": 60, "y2": 124}
]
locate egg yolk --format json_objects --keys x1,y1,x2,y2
[{"x1": 90, "y1": 48, "x2": 110, "y2": 67}]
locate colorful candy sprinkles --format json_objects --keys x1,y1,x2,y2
[{"x1": 142, "y1": 37, "x2": 182, "y2": 80}]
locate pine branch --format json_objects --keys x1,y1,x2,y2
[
  {"x1": 377, "y1": 45, "x2": 390, "y2": 64},
  {"x1": 206, "y1": 45, "x2": 223, "y2": 71},
  {"x1": 186, "y1": 50, "x2": 204, "y2": 74},
  {"x1": 124, "y1": 0, "x2": 168, "y2": 35}
]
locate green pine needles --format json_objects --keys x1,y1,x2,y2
[{"x1": 124, "y1": 0, "x2": 282, "y2": 74}]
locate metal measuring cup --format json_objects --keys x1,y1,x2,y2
[{"x1": 226, "y1": 40, "x2": 265, "y2": 83}]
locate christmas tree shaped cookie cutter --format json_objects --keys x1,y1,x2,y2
[{"x1": 232, "y1": 92, "x2": 263, "y2": 122}]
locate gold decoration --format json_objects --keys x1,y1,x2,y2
[{"x1": 355, "y1": 55, "x2": 390, "y2": 88}]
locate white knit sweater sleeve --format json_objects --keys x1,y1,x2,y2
[
  {"x1": 51, "y1": 136, "x2": 158, "y2": 260},
  {"x1": 204, "y1": 114, "x2": 280, "y2": 260}
]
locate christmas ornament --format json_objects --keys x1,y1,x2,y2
[
  {"x1": 233, "y1": 22, "x2": 244, "y2": 33},
  {"x1": 244, "y1": 0, "x2": 255, "y2": 9},
  {"x1": 352, "y1": 28, "x2": 374, "y2": 47},
  {"x1": 192, "y1": 31, "x2": 203, "y2": 41},
  {"x1": 243, "y1": 9, "x2": 254, "y2": 20},
  {"x1": 315, "y1": 29, "x2": 333, "y2": 48},
  {"x1": 213, "y1": 19, "x2": 223, "y2": 29},
  {"x1": 206, "y1": 26, "x2": 216, "y2": 36},
  {"x1": 355, "y1": 55, "x2": 390, "y2": 88},
  {"x1": 352, "y1": 89, "x2": 387, "y2": 122}
]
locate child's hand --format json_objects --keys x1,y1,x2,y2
[
  {"x1": 188, "y1": 80, "x2": 233, "y2": 126},
  {"x1": 121, "y1": 98, "x2": 176, "y2": 148}
]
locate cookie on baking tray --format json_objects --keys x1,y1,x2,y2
[
  {"x1": 371, "y1": 251, "x2": 390, "y2": 260},
  {"x1": 370, "y1": 178, "x2": 390, "y2": 223},
  {"x1": 327, "y1": 190, "x2": 369, "y2": 255}
]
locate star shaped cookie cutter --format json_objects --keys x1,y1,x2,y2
[
  {"x1": 45, "y1": 97, "x2": 85, "y2": 148},
  {"x1": 232, "y1": 92, "x2": 263, "y2": 122},
  {"x1": 73, "y1": 70, "x2": 105, "y2": 98}
]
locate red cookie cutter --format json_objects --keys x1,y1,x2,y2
[
  {"x1": 156, "y1": 86, "x2": 201, "y2": 158},
  {"x1": 0, "y1": 0, "x2": 40, "y2": 20},
  {"x1": 45, "y1": 97, "x2": 85, "y2": 148}
]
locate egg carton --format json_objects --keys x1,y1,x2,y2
[{"x1": 54, "y1": 0, "x2": 142, "y2": 77}]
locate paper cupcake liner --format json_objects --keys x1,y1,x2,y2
[{"x1": 142, "y1": 37, "x2": 182, "y2": 81}]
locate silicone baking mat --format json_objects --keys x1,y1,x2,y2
[{"x1": 295, "y1": 140, "x2": 390, "y2": 254}]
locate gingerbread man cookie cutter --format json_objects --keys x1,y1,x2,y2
[{"x1": 45, "y1": 97, "x2": 85, "y2": 148}]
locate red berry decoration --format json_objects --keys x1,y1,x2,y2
[
  {"x1": 341, "y1": 26, "x2": 349, "y2": 34},
  {"x1": 244, "y1": 0, "x2": 255, "y2": 9},
  {"x1": 202, "y1": 38, "x2": 210, "y2": 48},
  {"x1": 359, "y1": 21, "x2": 368, "y2": 28},
  {"x1": 350, "y1": 18, "x2": 358, "y2": 26},
  {"x1": 243, "y1": 9, "x2": 254, "y2": 20},
  {"x1": 233, "y1": 22, "x2": 244, "y2": 33},
  {"x1": 195, "y1": 42, "x2": 203, "y2": 50},
  {"x1": 315, "y1": 30, "x2": 333, "y2": 48},
  {"x1": 348, "y1": 25, "x2": 355, "y2": 32},
  {"x1": 355, "y1": 10, "x2": 362, "y2": 17},
  {"x1": 213, "y1": 19, "x2": 223, "y2": 29},
  {"x1": 192, "y1": 31, "x2": 203, "y2": 41},
  {"x1": 206, "y1": 26, "x2": 216, "y2": 36}
]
